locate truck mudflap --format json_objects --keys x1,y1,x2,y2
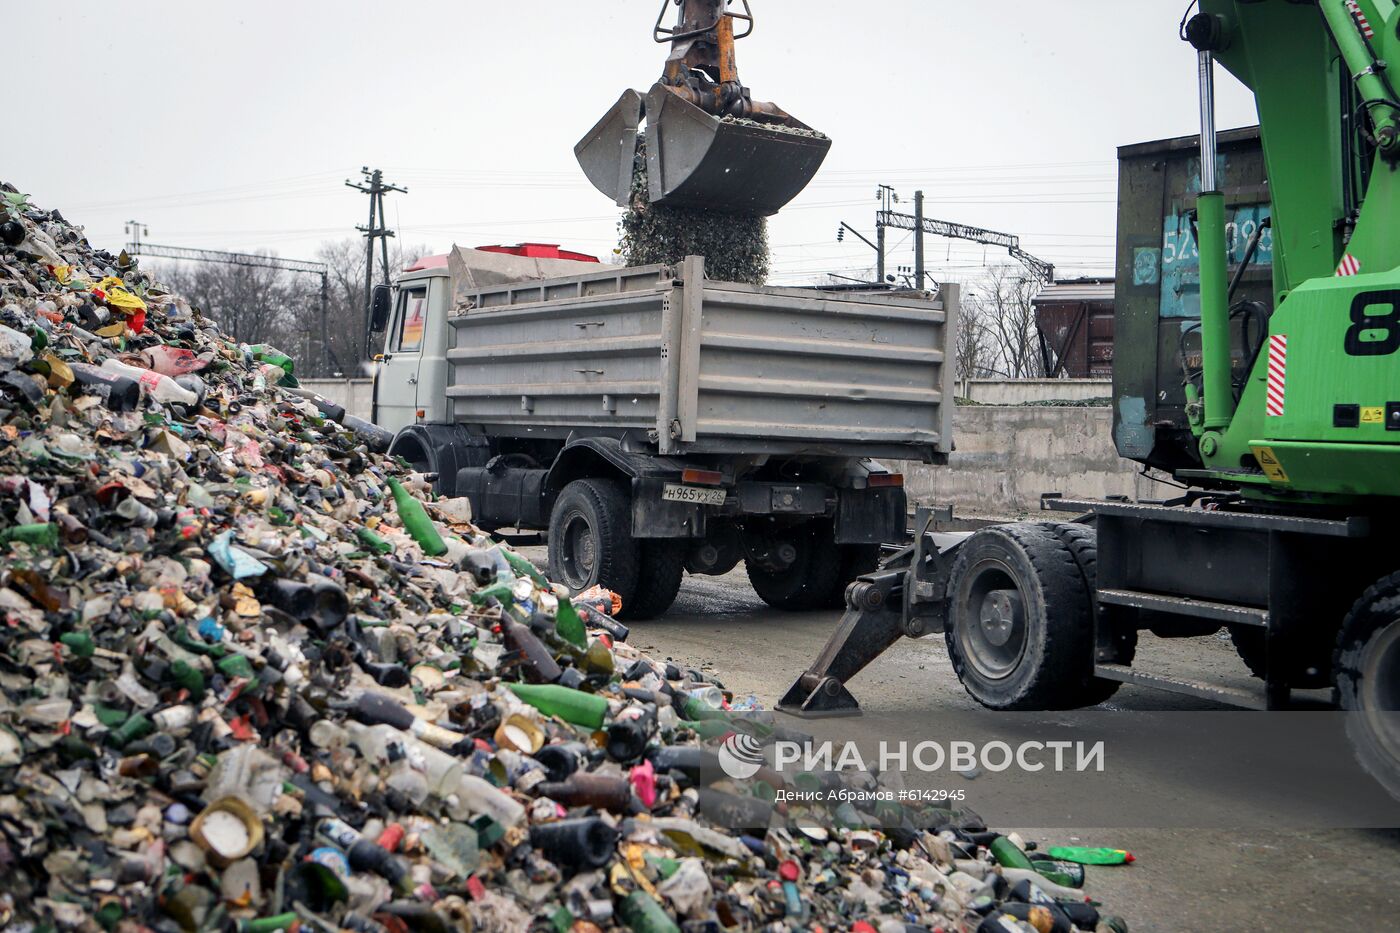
[{"x1": 778, "y1": 508, "x2": 967, "y2": 717}]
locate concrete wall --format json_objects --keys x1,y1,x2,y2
[
  {"x1": 959, "y1": 378, "x2": 1111, "y2": 405},
  {"x1": 901, "y1": 405, "x2": 1177, "y2": 521},
  {"x1": 300, "y1": 378, "x2": 373, "y2": 422}
]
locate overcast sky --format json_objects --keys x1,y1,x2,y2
[{"x1": 9, "y1": 1, "x2": 1256, "y2": 287}]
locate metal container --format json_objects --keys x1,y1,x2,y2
[
  {"x1": 1033, "y1": 278, "x2": 1115, "y2": 379},
  {"x1": 1112, "y1": 125, "x2": 1271, "y2": 471},
  {"x1": 446, "y1": 257, "x2": 956, "y2": 463}
]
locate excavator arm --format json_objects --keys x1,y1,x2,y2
[{"x1": 575, "y1": 0, "x2": 830, "y2": 216}]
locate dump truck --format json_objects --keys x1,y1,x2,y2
[{"x1": 369, "y1": 248, "x2": 956, "y2": 620}]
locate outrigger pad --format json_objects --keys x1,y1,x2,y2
[
  {"x1": 777, "y1": 570, "x2": 909, "y2": 718},
  {"x1": 575, "y1": 88, "x2": 645, "y2": 207},
  {"x1": 643, "y1": 84, "x2": 831, "y2": 216}
]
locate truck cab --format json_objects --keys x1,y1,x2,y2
[{"x1": 372, "y1": 257, "x2": 451, "y2": 434}]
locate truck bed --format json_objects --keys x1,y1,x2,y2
[{"x1": 445, "y1": 256, "x2": 956, "y2": 461}]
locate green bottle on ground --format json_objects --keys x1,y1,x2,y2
[
  {"x1": 387, "y1": 476, "x2": 448, "y2": 557},
  {"x1": 989, "y1": 835, "x2": 1035, "y2": 871},
  {"x1": 1046, "y1": 845, "x2": 1135, "y2": 865},
  {"x1": 507, "y1": 683, "x2": 608, "y2": 730}
]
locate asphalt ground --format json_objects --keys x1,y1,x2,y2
[{"x1": 524, "y1": 548, "x2": 1400, "y2": 933}]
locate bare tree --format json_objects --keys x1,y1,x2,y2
[
  {"x1": 156, "y1": 240, "x2": 432, "y2": 378},
  {"x1": 316, "y1": 239, "x2": 431, "y2": 376},
  {"x1": 953, "y1": 296, "x2": 995, "y2": 385},
  {"x1": 964, "y1": 264, "x2": 1046, "y2": 379}
]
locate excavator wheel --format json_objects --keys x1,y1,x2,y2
[
  {"x1": 1040, "y1": 521, "x2": 1135, "y2": 706},
  {"x1": 1333, "y1": 571, "x2": 1400, "y2": 800},
  {"x1": 1228, "y1": 624, "x2": 1336, "y2": 689},
  {"x1": 944, "y1": 523, "x2": 1100, "y2": 710}
]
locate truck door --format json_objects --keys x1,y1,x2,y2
[{"x1": 373, "y1": 283, "x2": 429, "y2": 434}]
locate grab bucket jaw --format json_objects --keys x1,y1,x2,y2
[
  {"x1": 574, "y1": 89, "x2": 645, "y2": 207},
  {"x1": 575, "y1": 84, "x2": 831, "y2": 216}
]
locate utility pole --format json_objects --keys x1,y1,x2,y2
[
  {"x1": 913, "y1": 190, "x2": 926, "y2": 289},
  {"x1": 876, "y1": 185, "x2": 896, "y2": 283},
  {"x1": 124, "y1": 220, "x2": 148, "y2": 254},
  {"x1": 346, "y1": 167, "x2": 407, "y2": 336}
]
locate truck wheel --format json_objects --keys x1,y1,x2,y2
[
  {"x1": 1333, "y1": 572, "x2": 1400, "y2": 800},
  {"x1": 745, "y1": 523, "x2": 841, "y2": 611},
  {"x1": 626, "y1": 542, "x2": 686, "y2": 620},
  {"x1": 548, "y1": 478, "x2": 639, "y2": 610},
  {"x1": 945, "y1": 523, "x2": 1097, "y2": 710},
  {"x1": 1041, "y1": 522, "x2": 1135, "y2": 705},
  {"x1": 826, "y1": 544, "x2": 882, "y2": 608},
  {"x1": 1229, "y1": 624, "x2": 1335, "y2": 689}
]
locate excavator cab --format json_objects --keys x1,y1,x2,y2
[{"x1": 575, "y1": 0, "x2": 830, "y2": 216}]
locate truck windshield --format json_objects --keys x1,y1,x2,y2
[{"x1": 394, "y1": 286, "x2": 428, "y2": 353}]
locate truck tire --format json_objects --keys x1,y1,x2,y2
[
  {"x1": 1229, "y1": 624, "x2": 1335, "y2": 689},
  {"x1": 826, "y1": 544, "x2": 883, "y2": 608},
  {"x1": 1333, "y1": 571, "x2": 1400, "y2": 800},
  {"x1": 1040, "y1": 522, "x2": 1135, "y2": 706},
  {"x1": 746, "y1": 522, "x2": 842, "y2": 611},
  {"x1": 944, "y1": 523, "x2": 1098, "y2": 710},
  {"x1": 548, "y1": 478, "x2": 639, "y2": 610},
  {"x1": 626, "y1": 542, "x2": 686, "y2": 620}
]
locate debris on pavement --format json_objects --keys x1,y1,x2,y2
[{"x1": 0, "y1": 182, "x2": 1130, "y2": 931}]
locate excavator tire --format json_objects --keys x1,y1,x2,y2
[
  {"x1": 1333, "y1": 571, "x2": 1400, "y2": 800},
  {"x1": 1040, "y1": 522, "x2": 1136, "y2": 706},
  {"x1": 945, "y1": 523, "x2": 1099, "y2": 710}
]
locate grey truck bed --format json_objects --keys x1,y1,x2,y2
[{"x1": 445, "y1": 256, "x2": 956, "y2": 462}]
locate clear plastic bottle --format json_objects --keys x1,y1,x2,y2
[{"x1": 100, "y1": 358, "x2": 198, "y2": 406}]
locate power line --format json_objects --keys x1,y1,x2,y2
[{"x1": 346, "y1": 167, "x2": 406, "y2": 336}]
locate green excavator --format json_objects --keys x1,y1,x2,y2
[{"x1": 777, "y1": 0, "x2": 1400, "y2": 799}]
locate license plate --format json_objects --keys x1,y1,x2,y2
[{"x1": 661, "y1": 483, "x2": 726, "y2": 506}]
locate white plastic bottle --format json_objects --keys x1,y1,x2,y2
[{"x1": 100, "y1": 358, "x2": 198, "y2": 407}]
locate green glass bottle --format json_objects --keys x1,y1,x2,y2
[
  {"x1": 171, "y1": 660, "x2": 206, "y2": 700},
  {"x1": 470, "y1": 580, "x2": 516, "y2": 607},
  {"x1": 387, "y1": 476, "x2": 448, "y2": 557},
  {"x1": 555, "y1": 598, "x2": 586, "y2": 649},
  {"x1": 0, "y1": 522, "x2": 58, "y2": 549},
  {"x1": 507, "y1": 683, "x2": 608, "y2": 730},
  {"x1": 107, "y1": 713, "x2": 153, "y2": 749},
  {"x1": 59, "y1": 631, "x2": 95, "y2": 658},
  {"x1": 989, "y1": 835, "x2": 1035, "y2": 871},
  {"x1": 502, "y1": 548, "x2": 547, "y2": 586},
  {"x1": 619, "y1": 891, "x2": 680, "y2": 933},
  {"x1": 356, "y1": 526, "x2": 393, "y2": 554}
]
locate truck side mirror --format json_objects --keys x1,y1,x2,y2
[{"x1": 369, "y1": 284, "x2": 392, "y2": 332}]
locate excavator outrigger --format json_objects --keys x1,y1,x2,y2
[{"x1": 575, "y1": 0, "x2": 831, "y2": 216}]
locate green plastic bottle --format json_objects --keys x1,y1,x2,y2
[
  {"x1": 989, "y1": 835, "x2": 1035, "y2": 871},
  {"x1": 619, "y1": 891, "x2": 680, "y2": 933},
  {"x1": 387, "y1": 477, "x2": 448, "y2": 557},
  {"x1": 507, "y1": 683, "x2": 608, "y2": 730},
  {"x1": 1046, "y1": 845, "x2": 1135, "y2": 865}
]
